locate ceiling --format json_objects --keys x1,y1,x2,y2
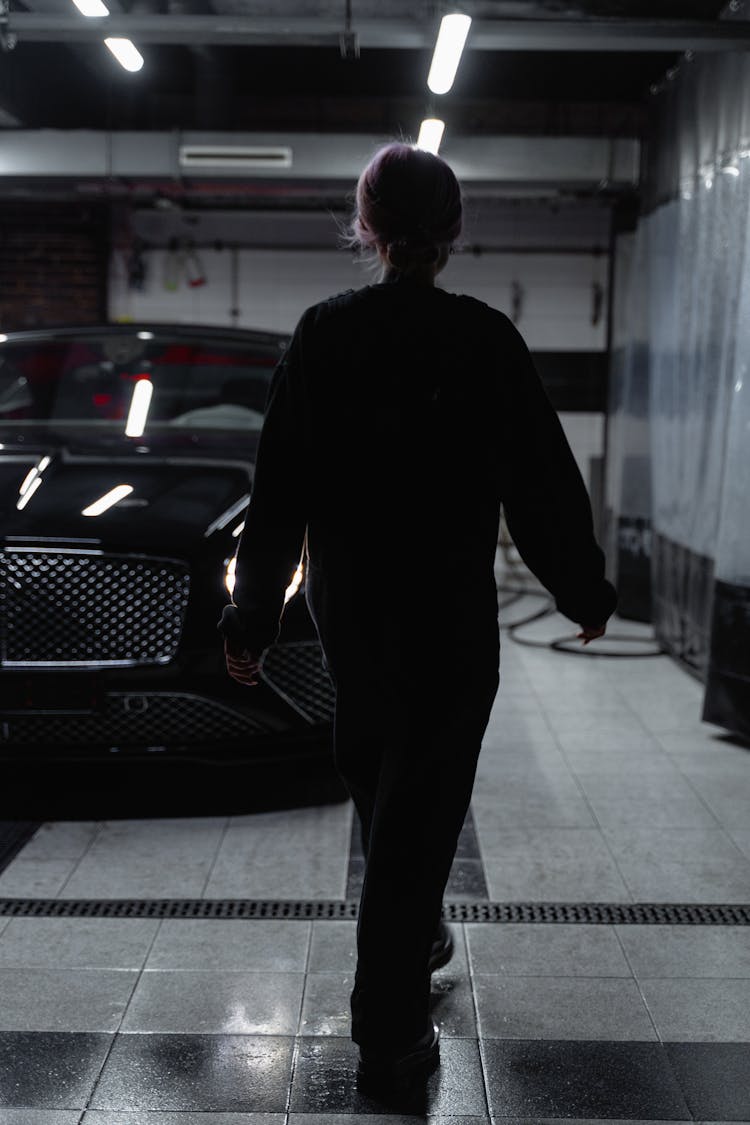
[
  {"x1": 0, "y1": 0, "x2": 735, "y2": 134},
  {"x1": 0, "y1": 0, "x2": 743, "y2": 223}
]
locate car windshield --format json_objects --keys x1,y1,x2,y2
[{"x1": 0, "y1": 333, "x2": 280, "y2": 433}]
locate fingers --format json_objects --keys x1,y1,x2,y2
[{"x1": 224, "y1": 639, "x2": 262, "y2": 686}]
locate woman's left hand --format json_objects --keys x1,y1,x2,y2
[{"x1": 224, "y1": 638, "x2": 262, "y2": 686}]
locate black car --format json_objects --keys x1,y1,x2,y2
[{"x1": 0, "y1": 323, "x2": 336, "y2": 771}]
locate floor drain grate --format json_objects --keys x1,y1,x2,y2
[{"x1": 0, "y1": 899, "x2": 748, "y2": 924}]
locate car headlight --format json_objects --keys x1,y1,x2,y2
[{"x1": 224, "y1": 557, "x2": 304, "y2": 605}]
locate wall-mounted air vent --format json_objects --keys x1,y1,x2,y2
[{"x1": 179, "y1": 145, "x2": 293, "y2": 170}]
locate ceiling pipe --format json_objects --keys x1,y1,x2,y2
[{"x1": 6, "y1": 13, "x2": 750, "y2": 52}]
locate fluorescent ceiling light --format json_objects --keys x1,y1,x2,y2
[
  {"x1": 18, "y1": 455, "x2": 51, "y2": 499},
  {"x1": 16, "y1": 476, "x2": 43, "y2": 511},
  {"x1": 104, "y1": 38, "x2": 144, "y2": 72},
  {"x1": 19, "y1": 467, "x2": 40, "y2": 497},
  {"x1": 0, "y1": 335, "x2": 7, "y2": 344},
  {"x1": 82, "y1": 484, "x2": 134, "y2": 517},
  {"x1": 416, "y1": 119, "x2": 445, "y2": 155},
  {"x1": 72, "y1": 0, "x2": 110, "y2": 15},
  {"x1": 427, "y1": 13, "x2": 472, "y2": 95},
  {"x1": 125, "y1": 377, "x2": 153, "y2": 437},
  {"x1": 204, "y1": 493, "x2": 250, "y2": 538},
  {"x1": 137, "y1": 331, "x2": 154, "y2": 340}
]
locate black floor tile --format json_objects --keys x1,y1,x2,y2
[
  {"x1": 482, "y1": 1039, "x2": 692, "y2": 1120},
  {"x1": 345, "y1": 855, "x2": 366, "y2": 899},
  {"x1": 0, "y1": 1031, "x2": 112, "y2": 1109},
  {"x1": 665, "y1": 1042, "x2": 750, "y2": 1121},
  {"x1": 88, "y1": 1033, "x2": 294, "y2": 1112},
  {"x1": 444, "y1": 858, "x2": 489, "y2": 899},
  {"x1": 430, "y1": 975, "x2": 478, "y2": 1038},
  {"x1": 349, "y1": 808, "x2": 482, "y2": 861},
  {"x1": 289, "y1": 1035, "x2": 487, "y2": 1116},
  {"x1": 347, "y1": 855, "x2": 489, "y2": 902},
  {"x1": 454, "y1": 813, "x2": 482, "y2": 860}
]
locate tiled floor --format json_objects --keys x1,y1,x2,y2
[{"x1": 0, "y1": 574, "x2": 749, "y2": 1122}]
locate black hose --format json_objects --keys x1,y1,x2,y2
[{"x1": 496, "y1": 582, "x2": 666, "y2": 658}]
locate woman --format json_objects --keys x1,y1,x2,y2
[{"x1": 220, "y1": 141, "x2": 617, "y2": 1096}]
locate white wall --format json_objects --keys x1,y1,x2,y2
[{"x1": 108, "y1": 247, "x2": 608, "y2": 351}]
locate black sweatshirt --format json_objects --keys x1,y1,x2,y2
[{"x1": 225, "y1": 277, "x2": 617, "y2": 655}]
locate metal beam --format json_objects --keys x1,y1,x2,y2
[
  {"x1": 0, "y1": 130, "x2": 640, "y2": 191},
  {"x1": 6, "y1": 13, "x2": 750, "y2": 52}
]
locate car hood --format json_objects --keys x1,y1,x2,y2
[{"x1": 0, "y1": 429, "x2": 259, "y2": 557}]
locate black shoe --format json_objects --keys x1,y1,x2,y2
[
  {"x1": 428, "y1": 921, "x2": 454, "y2": 973},
  {"x1": 357, "y1": 1018, "x2": 440, "y2": 1095}
]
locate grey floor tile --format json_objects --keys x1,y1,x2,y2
[
  {"x1": 300, "y1": 973, "x2": 354, "y2": 1037},
  {"x1": 615, "y1": 924, "x2": 750, "y2": 978},
  {"x1": 0, "y1": 1030, "x2": 112, "y2": 1109},
  {"x1": 205, "y1": 846, "x2": 348, "y2": 900},
  {"x1": 82, "y1": 1115, "x2": 285, "y2": 1124},
  {"x1": 729, "y1": 828, "x2": 750, "y2": 861},
  {"x1": 472, "y1": 771, "x2": 597, "y2": 829},
  {"x1": 205, "y1": 850, "x2": 353, "y2": 895},
  {"x1": 572, "y1": 772, "x2": 719, "y2": 829},
  {"x1": 639, "y1": 978, "x2": 750, "y2": 1041},
  {"x1": 602, "y1": 827, "x2": 750, "y2": 902},
  {"x1": 0, "y1": 968, "x2": 138, "y2": 1031},
  {"x1": 465, "y1": 922, "x2": 632, "y2": 977},
  {"x1": 635, "y1": 703, "x2": 716, "y2": 735},
  {"x1": 308, "y1": 921, "x2": 357, "y2": 973},
  {"x1": 289, "y1": 1036, "x2": 487, "y2": 1116},
  {"x1": 95, "y1": 817, "x2": 229, "y2": 855},
  {"x1": 664, "y1": 1042, "x2": 750, "y2": 1121},
  {"x1": 673, "y1": 755, "x2": 750, "y2": 829},
  {"x1": 481, "y1": 828, "x2": 633, "y2": 902},
  {"x1": 289, "y1": 1117, "x2": 453, "y2": 1125},
  {"x1": 120, "y1": 970, "x2": 305, "y2": 1034},
  {"x1": 307, "y1": 921, "x2": 469, "y2": 976},
  {"x1": 89, "y1": 1033, "x2": 294, "y2": 1112},
  {"x1": 541, "y1": 700, "x2": 639, "y2": 722},
  {"x1": 13, "y1": 821, "x2": 101, "y2": 860},
  {"x1": 482, "y1": 1039, "x2": 691, "y2": 1120},
  {"x1": 0, "y1": 859, "x2": 78, "y2": 897},
  {"x1": 144, "y1": 919, "x2": 311, "y2": 972},
  {"x1": 58, "y1": 858, "x2": 217, "y2": 899},
  {"x1": 434, "y1": 922, "x2": 469, "y2": 976},
  {"x1": 474, "y1": 744, "x2": 572, "y2": 778},
  {"x1": 0, "y1": 1112, "x2": 82, "y2": 1124},
  {"x1": 474, "y1": 975, "x2": 657, "y2": 1040},
  {"x1": 555, "y1": 725, "x2": 664, "y2": 754},
  {"x1": 482, "y1": 717, "x2": 559, "y2": 749},
  {"x1": 0, "y1": 917, "x2": 159, "y2": 969},
  {"x1": 656, "y1": 731, "x2": 750, "y2": 758},
  {"x1": 225, "y1": 804, "x2": 353, "y2": 855},
  {"x1": 429, "y1": 973, "x2": 477, "y2": 1037}
]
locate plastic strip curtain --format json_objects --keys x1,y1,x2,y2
[
  {"x1": 605, "y1": 227, "x2": 652, "y2": 621},
  {"x1": 607, "y1": 51, "x2": 750, "y2": 738}
]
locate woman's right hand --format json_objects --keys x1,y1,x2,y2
[{"x1": 577, "y1": 623, "x2": 607, "y2": 645}]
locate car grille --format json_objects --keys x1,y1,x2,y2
[
  {"x1": 0, "y1": 548, "x2": 190, "y2": 667},
  {"x1": 1, "y1": 692, "x2": 273, "y2": 747},
  {"x1": 262, "y1": 641, "x2": 335, "y2": 725}
]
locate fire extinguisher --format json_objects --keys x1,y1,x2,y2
[
  {"x1": 184, "y1": 240, "x2": 206, "y2": 288},
  {"x1": 163, "y1": 238, "x2": 207, "y2": 290}
]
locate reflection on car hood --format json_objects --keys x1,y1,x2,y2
[{"x1": 0, "y1": 431, "x2": 259, "y2": 556}]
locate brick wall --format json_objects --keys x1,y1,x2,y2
[{"x1": 0, "y1": 202, "x2": 109, "y2": 331}]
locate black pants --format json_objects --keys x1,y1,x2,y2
[{"x1": 305, "y1": 561, "x2": 500, "y2": 1050}]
